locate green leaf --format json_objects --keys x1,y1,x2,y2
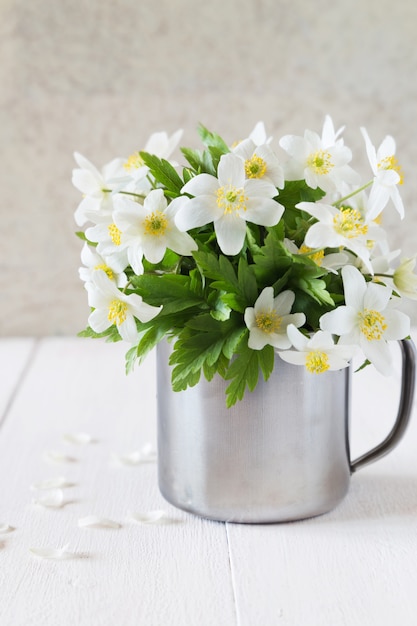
[
  {"x1": 77, "y1": 324, "x2": 122, "y2": 343},
  {"x1": 139, "y1": 152, "x2": 184, "y2": 195},
  {"x1": 197, "y1": 124, "x2": 230, "y2": 153},
  {"x1": 131, "y1": 273, "x2": 207, "y2": 315},
  {"x1": 224, "y1": 335, "x2": 260, "y2": 407}
]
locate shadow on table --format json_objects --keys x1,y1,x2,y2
[{"x1": 317, "y1": 473, "x2": 417, "y2": 524}]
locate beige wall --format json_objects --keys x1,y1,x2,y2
[{"x1": 1, "y1": 0, "x2": 416, "y2": 336}]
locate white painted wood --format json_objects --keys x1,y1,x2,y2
[
  {"x1": 0, "y1": 338, "x2": 36, "y2": 424},
  {"x1": 1, "y1": 335, "x2": 417, "y2": 625},
  {"x1": 0, "y1": 338, "x2": 236, "y2": 626},
  {"x1": 226, "y1": 335, "x2": 417, "y2": 626}
]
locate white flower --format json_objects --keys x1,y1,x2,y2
[
  {"x1": 79, "y1": 243, "x2": 128, "y2": 287},
  {"x1": 297, "y1": 201, "x2": 383, "y2": 273},
  {"x1": 360, "y1": 127, "x2": 404, "y2": 220},
  {"x1": 277, "y1": 325, "x2": 354, "y2": 373},
  {"x1": 72, "y1": 153, "x2": 125, "y2": 226},
  {"x1": 120, "y1": 130, "x2": 183, "y2": 194},
  {"x1": 176, "y1": 153, "x2": 284, "y2": 256},
  {"x1": 113, "y1": 189, "x2": 197, "y2": 268},
  {"x1": 320, "y1": 265, "x2": 410, "y2": 375},
  {"x1": 248, "y1": 121, "x2": 272, "y2": 146},
  {"x1": 279, "y1": 116, "x2": 359, "y2": 194},
  {"x1": 393, "y1": 256, "x2": 417, "y2": 300},
  {"x1": 232, "y1": 140, "x2": 285, "y2": 188},
  {"x1": 284, "y1": 238, "x2": 348, "y2": 274},
  {"x1": 86, "y1": 271, "x2": 161, "y2": 343},
  {"x1": 244, "y1": 288, "x2": 305, "y2": 350},
  {"x1": 85, "y1": 213, "x2": 130, "y2": 273}
]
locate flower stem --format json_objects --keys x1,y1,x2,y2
[
  {"x1": 102, "y1": 189, "x2": 146, "y2": 199},
  {"x1": 332, "y1": 180, "x2": 373, "y2": 206}
]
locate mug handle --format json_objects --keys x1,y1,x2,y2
[{"x1": 350, "y1": 339, "x2": 416, "y2": 473}]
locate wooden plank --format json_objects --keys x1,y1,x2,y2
[
  {"x1": 0, "y1": 338, "x2": 37, "y2": 425},
  {"x1": 226, "y1": 338, "x2": 417, "y2": 626},
  {"x1": 0, "y1": 338, "x2": 237, "y2": 626}
]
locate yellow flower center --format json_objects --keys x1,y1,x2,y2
[
  {"x1": 124, "y1": 152, "x2": 144, "y2": 171},
  {"x1": 108, "y1": 299, "x2": 128, "y2": 325},
  {"x1": 305, "y1": 350, "x2": 330, "y2": 374},
  {"x1": 255, "y1": 310, "x2": 282, "y2": 334},
  {"x1": 377, "y1": 155, "x2": 404, "y2": 184},
  {"x1": 358, "y1": 309, "x2": 387, "y2": 341},
  {"x1": 306, "y1": 150, "x2": 334, "y2": 175},
  {"x1": 108, "y1": 223, "x2": 122, "y2": 246},
  {"x1": 244, "y1": 155, "x2": 267, "y2": 179},
  {"x1": 299, "y1": 244, "x2": 325, "y2": 266},
  {"x1": 216, "y1": 185, "x2": 248, "y2": 215},
  {"x1": 333, "y1": 208, "x2": 368, "y2": 239},
  {"x1": 94, "y1": 264, "x2": 114, "y2": 280},
  {"x1": 144, "y1": 211, "x2": 168, "y2": 236}
]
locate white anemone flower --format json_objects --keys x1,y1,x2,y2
[
  {"x1": 244, "y1": 287, "x2": 305, "y2": 350},
  {"x1": 232, "y1": 140, "x2": 285, "y2": 188},
  {"x1": 85, "y1": 213, "x2": 130, "y2": 273},
  {"x1": 277, "y1": 325, "x2": 354, "y2": 373},
  {"x1": 284, "y1": 238, "x2": 348, "y2": 274},
  {"x1": 393, "y1": 256, "x2": 417, "y2": 300},
  {"x1": 248, "y1": 121, "x2": 272, "y2": 146},
  {"x1": 119, "y1": 130, "x2": 183, "y2": 194},
  {"x1": 319, "y1": 265, "x2": 410, "y2": 375},
  {"x1": 360, "y1": 127, "x2": 404, "y2": 220},
  {"x1": 175, "y1": 153, "x2": 284, "y2": 256},
  {"x1": 72, "y1": 153, "x2": 125, "y2": 226},
  {"x1": 297, "y1": 201, "x2": 384, "y2": 274},
  {"x1": 79, "y1": 243, "x2": 128, "y2": 287},
  {"x1": 279, "y1": 116, "x2": 359, "y2": 194},
  {"x1": 86, "y1": 271, "x2": 161, "y2": 343},
  {"x1": 113, "y1": 189, "x2": 197, "y2": 267}
]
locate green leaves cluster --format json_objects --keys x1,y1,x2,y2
[{"x1": 80, "y1": 126, "x2": 340, "y2": 406}]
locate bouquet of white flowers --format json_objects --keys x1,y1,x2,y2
[{"x1": 73, "y1": 117, "x2": 416, "y2": 406}]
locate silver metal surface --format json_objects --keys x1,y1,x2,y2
[{"x1": 156, "y1": 339, "x2": 416, "y2": 524}]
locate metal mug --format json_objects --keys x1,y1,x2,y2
[{"x1": 156, "y1": 339, "x2": 416, "y2": 523}]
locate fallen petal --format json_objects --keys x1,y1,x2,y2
[
  {"x1": 63, "y1": 432, "x2": 95, "y2": 445},
  {"x1": 33, "y1": 489, "x2": 65, "y2": 508},
  {"x1": 29, "y1": 544, "x2": 74, "y2": 560},
  {"x1": 43, "y1": 451, "x2": 77, "y2": 464},
  {"x1": 0, "y1": 524, "x2": 14, "y2": 534},
  {"x1": 78, "y1": 516, "x2": 121, "y2": 529},
  {"x1": 31, "y1": 477, "x2": 73, "y2": 490},
  {"x1": 128, "y1": 510, "x2": 169, "y2": 524}
]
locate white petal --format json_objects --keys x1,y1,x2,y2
[
  {"x1": 320, "y1": 306, "x2": 357, "y2": 335},
  {"x1": 341, "y1": 265, "x2": 366, "y2": 310},
  {"x1": 63, "y1": 432, "x2": 95, "y2": 445},
  {"x1": 244, "y1": 178, "x2": 277, "y2": 198},
  {"x1": 245, "y1": 198, "x2": 284, "y2": 226},
  {"x1": 181, "y1": 173, "x2": 219, "y2": 197},
  {"x1": 377, "y1": 135, "x2": 396, "y2": 160},
  {"x1": 286, "y1": 324, "x2": 309, "y2": 351},
  {"x1": 0, "y1": 524, "x2": 14, "y2": 534},
  {"x1": 304, "y1": 223, "x2": 341, "y2": 249},
  {"x1": 127, "y1": 510, "x2": 169, "y2": 524},
  {"x1": 277, "y1": 350, "x2": 307, "y2": 366},
  {"x1": 248, "y1": 328, "x2": 270, "y2": 350},
  {"x1": 88, "y1": 308, "x2": 112, "y2": 334},
  {"x1": 254, "y1": 287, "x2": 274, "y2": 313},
  {"x1": 33, "y1": 489, "x2": 65, "y2": 508},
  {"x1": 214, "y1": 215, "x2": 247, "y2": 255},
  {"x1": 78, "y1": 516, "x2": 121, "y2": 529},
  {"x1": 273, "y1": 290, "x2": 295, "y2": 315},
  {"x1": 31, "y1": 477, "x2": 72, "y2": 490},
  {"x1": 175, "y1": 196, "x2": 221, "y2": 231},
  {"x1": 29, "y1": 544, "x2": 74, "y2": 560},
  {"x1": 43, "y1": 451, "x2": 77, "y2": 464},
  {"x1": 217, "y1": 153, "x2": 245, "y2": 187},
  {"x1": 383, "y1": 310, "x2": 410, "y2": 341},
  {"x1": 363, "y1": 282, "x2": 392, "y2": 312},
  {"x1": 361, "y1": 338, "x2": 393, "y2": 376}
]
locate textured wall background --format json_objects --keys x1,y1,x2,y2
[{"x1": 1, "y1": 0, "x2": 416, "y2": 335}]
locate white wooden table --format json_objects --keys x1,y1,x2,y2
[{"x1": 1, "y1": 335, "x2": 417, "y2": 626}]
